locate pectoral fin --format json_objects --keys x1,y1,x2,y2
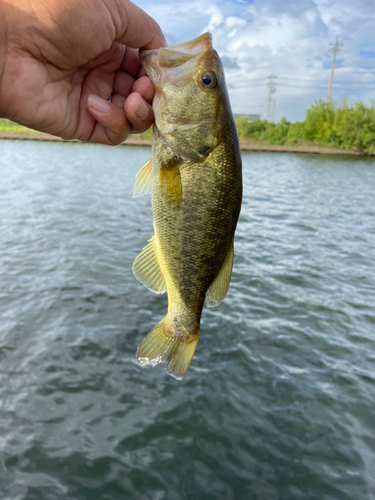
[
  {"x1": 206, "y1": 242, "x2": 234, "y2": 308},
  {"x1": 133, "y1": 158, "x2": 152, "y2": 197},
  {"x1": 160, "y1": 160, "x2": 182, "y2": 209},
  {"x1": 132, "y1": 236, "x2": 167, "y2": 294}
]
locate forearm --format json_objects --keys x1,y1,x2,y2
[{"x1": 0, "y1": 0, "x2": 8, "y2": 117}]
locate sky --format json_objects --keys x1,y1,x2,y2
[{"x1": 136, "y1": 0, "x2": 375, "y2": 122}]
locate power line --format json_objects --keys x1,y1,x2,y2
[
  {"x1": 232, "y1": 82, "x2": 375, "y2": 91},
  {"x1": 242, "y1": 77, "x2": 267, "y2": 82},
  {"x1": 278, "y1": 77, "x2": 375, "y2": 85},
  {"x1": 277, "y1": 83, "x2": 370, "y2": 89},
  {"x1": 274, "y1": 84, "x2": 331, "y2": 90},
  {"x1": 237, "y1": 72, "x2": 375, "y2": 84},
  {"x1": 234, "y1": 76, "x2": 375, "y2": 88},
  {"x1": 243, "y1": 75, "x2": 375, "y2": 84}
]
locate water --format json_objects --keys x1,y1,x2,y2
[{"x1": 1, "y1": 139, "x2": 375, "y2": 500}]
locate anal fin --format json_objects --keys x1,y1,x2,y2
[
  {"x1": 132, "y1": 236, "x2": 167, "y2": 294},
  {"x1": 206, "y1": 242, "x2": 234, "y2": 308},
  {"x1": 133, "y1": 158, "x2": 152, "y2": 197}
]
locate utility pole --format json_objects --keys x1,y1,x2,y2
[
  {"x1": 327, "y1": 37, "x2": 343, "y2": 102},
  {"x1": 271, "y1": 99, "x2": 276, "y2": 123},
  {"x1": 267, "y1": 75, "x2": 277, "y2": 121}
]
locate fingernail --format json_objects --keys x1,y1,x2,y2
[
  {"x1": 87, "y1": 94, "x2": 110, "y2": 114},
  {"x1": 136, "y1": 99, "x2": 149, "y2": 120}
]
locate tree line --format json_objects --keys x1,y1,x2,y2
[{"x1": 235, "y1": 99, "x2": 375, "y2": 154}]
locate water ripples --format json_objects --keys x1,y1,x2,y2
[{"x1": 1, "y1": 140, "x2": 375, "y2": 499}]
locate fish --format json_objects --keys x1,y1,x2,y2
[{"x1": 132, "y1": 33, "x2": 242, "y2": 380}]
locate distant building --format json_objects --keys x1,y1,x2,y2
[{"x1": 234, "y1": 113, "x2": 261, "y2": 121}]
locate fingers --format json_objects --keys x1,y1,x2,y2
[
  {"x1": 85, "y1": 44, "x2": 157, "y2": 145},
  {"x1": 87, "y1": 94, "x2": 131, "y2": 145},
  {"x1": 132, "y1": 76, "x2": 154, "y2": 104},
  {"x1": 113, "y1": 70, "x2": 135, "y2": 96},
  {"x1": 86, "y1": 86, "x2": 153, "y2": 145},
  {"x1": 124, "y1": 91, "x2": 153, "y2": 133},
  {"x1": 114, "y1": 1, "x2": 167, "y2": 50},
  {"x1": 120, "y1": 47, "x2": 142, "y2": 78}
]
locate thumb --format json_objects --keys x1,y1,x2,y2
[{"x1": 113, "y1": 0, "x2": 167, "y2": 50}]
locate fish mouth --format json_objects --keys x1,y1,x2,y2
[{"x1": 140, "y1": 33, "x2": 213, "y2": 86}]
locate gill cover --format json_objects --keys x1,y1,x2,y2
[{"x1": 140, "y1": 33, "x2": 228, "y2": 161}]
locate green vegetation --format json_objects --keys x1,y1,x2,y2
[
  {"x1": 1, "y1": 99, "x2": 375, "y2": 153},
  {"x1": 235, "y1": 99, "x2": 375, "y2": 154},
  {"x1": 0, "y1": 118, "x2": 40, "y2": 134},
  {"x1": 138, "y1": 128, "x2": 152, "y2": 140},
  {"x1": 0, "y1": 118, "x2": 153, "y2": 140}
]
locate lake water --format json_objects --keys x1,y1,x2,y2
[{"x1": 1, "y1": 139, "x2": 375, "y2": 500}]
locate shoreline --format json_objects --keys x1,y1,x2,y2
[{"x1": 0, "y1": 131, "x2": 372, "y2": 157}]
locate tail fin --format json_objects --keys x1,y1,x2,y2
[{"x1": 136, "y1": 316, "x2": 200, "y2": 380}]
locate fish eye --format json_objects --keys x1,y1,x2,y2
[{"x1": 200, "y1": 72, "x2": 217, "y2": 89}]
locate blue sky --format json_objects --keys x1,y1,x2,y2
[{"x1": 136, "y1": 0, "x2": 375, "y2": 122}]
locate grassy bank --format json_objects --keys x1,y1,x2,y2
[
  {"x1": 0, "y1": 118, "x2": 151, "y2": 142},
  {"x1": 2, "y1": 99, "x2": 375, "y2": 154}
]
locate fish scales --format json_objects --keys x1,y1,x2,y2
[
  {"x1": 132, "y1": 33, "x2": 242, "y2": 380},
  {"x1": 154, "y1": 138, "x2": 241, "y2": 307}
]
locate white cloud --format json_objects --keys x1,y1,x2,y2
[
  {"x1": 136, "y1": 0, "x2": 375, "y2": 121},
  {"x1": 206, "y1": 5, "x2": 225, "y2": 31}
]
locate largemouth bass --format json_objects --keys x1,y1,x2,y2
[{"x1": 132, "y1": 33, "x2": 242, "y2": 380}]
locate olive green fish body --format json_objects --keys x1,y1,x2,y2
[
  {"x1": 153, "y1": 129, "x2": 241, "y2": 312},
  {"x1": 132, "y1": 33, "x2": 242, "y2": 379}
]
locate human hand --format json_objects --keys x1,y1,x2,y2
[{"x1": 0, "y1": 0, "x2": 166, "y2": 145}]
